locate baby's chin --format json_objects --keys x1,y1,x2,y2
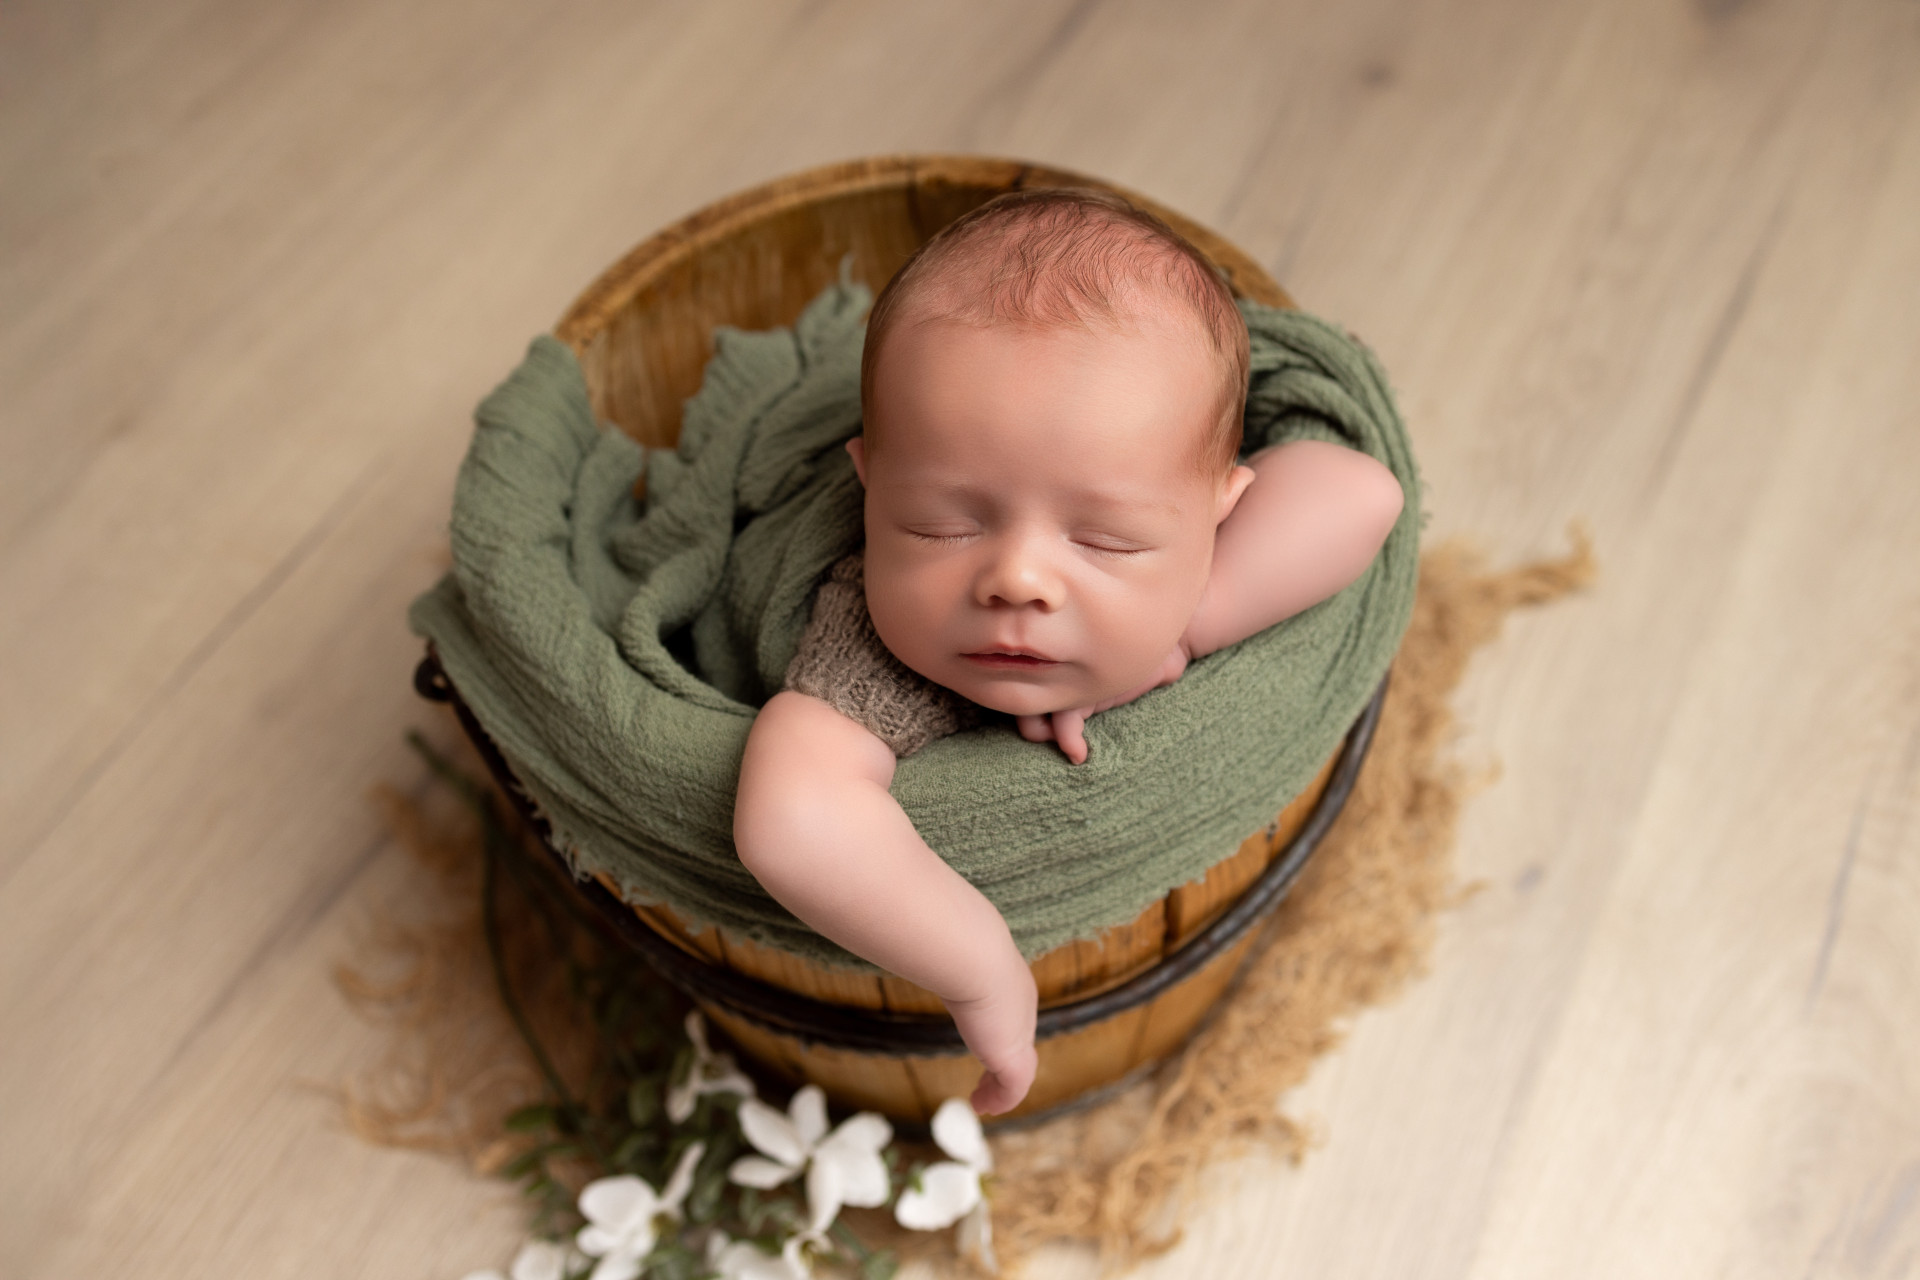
[
  {"x1": 940, "y1": 668, "x2": 1133, "y2": 719},
  {"x1": 962, "y1": 686, "x2": 1071, "y2": 717}
]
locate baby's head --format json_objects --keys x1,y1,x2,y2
[
  {"x1": 861, "y1": 188, "x2": 1251, "y2": 474},
  {"x1": 850, "y1": 188, "x2": 1257, "y2": 718}
]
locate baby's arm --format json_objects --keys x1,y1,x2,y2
[
  {"x1": 1180, "y1": 439, "x2": 1405, "y2": 659},
  {"x1": 734, "y1": 690, "x2": 1039, "y2": 1114},
  {"x1": 1023, "y1": 441, "x2": 1403, "y2": 762}
]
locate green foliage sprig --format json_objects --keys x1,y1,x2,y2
[{"x1": 408, "y1": 735, "x2": 999, "y2": 1280}]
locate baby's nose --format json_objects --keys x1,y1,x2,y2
[{"x1": 976, "y1": 537, "x2": 1065, "y2": 610}]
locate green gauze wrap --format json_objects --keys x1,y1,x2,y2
[{"x1": 410, "y1": 278, "x2": 1422, "y2": 967}]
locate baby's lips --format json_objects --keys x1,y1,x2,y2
[
  {"x1": 963, "y1": 638, "x2": 1061, "y2": 662},
  {"x1": 962, "y1": 649, "x2": 1060, "y2": 668}
]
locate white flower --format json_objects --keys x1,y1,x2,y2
[
  {"x1": 667, "y1": 1011, "x2": 755, "y2": 1124},
  {"x1": 728, "y1": 1084, "x2": 892, "y2": 1232},
  {"x1": 705, "y1": 1229, "x2": 820, "y2": 1280},
  {"x1": 895, "y1": 1098, "x2": 997, "y2": 1273},
  {"x1": 954, "y1": 1200, "x2": 996, "y2": 1277},
  {"x1": 460, "y1": 1238, "x2": 584, "y2": 1280},
  {"x1": 574, "y1": 1141, "x2": 705, "y2": 1280}
]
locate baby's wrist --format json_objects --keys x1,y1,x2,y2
[{"x1": 944, "y1": 953, "x2": 1036, "y2": 1005}]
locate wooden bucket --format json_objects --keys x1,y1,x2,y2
[{"x1": 437, "y1": 155, "x2": 1381, "y2": 1127}]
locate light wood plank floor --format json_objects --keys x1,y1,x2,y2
[{"x1": 4, "y1": 1, "x2": 1916, "y2": 1276}]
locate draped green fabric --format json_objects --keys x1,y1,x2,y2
[{"x1": 410, "y1": 279, "x2": 1421, "y2": 966}]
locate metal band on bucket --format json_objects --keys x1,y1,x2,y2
[{"x1": 416, "y1": 651, "x2": 1383, "y2": 1056}]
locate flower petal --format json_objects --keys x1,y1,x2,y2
[
  {"x1": 815, "y1": 1141, "x2": 890, "y2": 1210},
  {"x1": 728, "y1": 1154, "x2": 799, "y2": 1189},
  {"x1": 665, "y1": 1076, "x2": 697, "y2": 1126},
  {"x1": 780, "y1": 1233, "x2": 822, "y2": 1279},
  {"x1": 575, "y1": 1226, "x2": 618, "y2": 1258},
  {"x1": 957, "y1": 1200, "x2": 998, "y2": 1274},
  {"x1": 709, "y1": 1060, "x2": 756, "y2": 1099},
  {"x1": 738, "y1": 1097, "x2": 807, "y2": 1168},
  {"x1": 685, "y1": 1010, "x2": 711, "y2": 1056},
  {"x1": 824, "y1": 1111, "x2": 892, "y2": 1154},
  {"x1": 894, "y1": 1162, "x2": 982, "y2": 1230},
  {"x1": 931, "y1": 1097, "x2": 991, "y2": 1171},
  {"x1": 804, "y1": 1149, "x2": 847, "y2": 1234},
  {"x1": 578, "y1": 1175, "x2": 652, "y2": 1232},
  {"x1": 509, "y1": 1240, "x2": 569, "y2": 1280},
  {"x1": 789, "y1": 1084, "x2": 829, "y2": 1149},
  {"x1": 706, "y1": 1231, "x2": 734, "y2": 1266},
  {"x1": 660, "y1": 1141, "x2": 706, "y2": 1213},
  {"x1": 709, "y1": 1240, "x2": 760, "y2": 1278},
  {"x1": 709, "y1": 1237, "x2": 811, "y2": 1280},
  {"x1": 587, "y1": 1251, "x2": 644, "y2": 1280}
]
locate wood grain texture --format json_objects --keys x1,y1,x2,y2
[
  {"x1": 2, "y1": 0, "x2": 1916, "y2": 1277},
  {"x1": 557, "y1": 154, "x2": 1288, "y2": 446}
]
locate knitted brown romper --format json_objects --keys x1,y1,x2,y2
[{"x1": 783, "y1": 552, "x2": 980, "y2": 756}]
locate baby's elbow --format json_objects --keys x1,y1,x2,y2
[
  {"x1": 733, "y1": 763, "x2": 845, "y2": 888},
  {"x1": 1359, "y1": 460, "x2": 1405, "y2": 544},
  {"x1": 733, "y1": 773, "x2": 803, "y2": 883},
  {"x1": 733, "y1": 691, "x2": 894, "y2": 885}
]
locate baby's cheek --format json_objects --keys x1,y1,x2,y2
[
  {"x1": 866, "y1": 562, "x2": 951, "y2": 667},
  {"x1": 1086, "y1": 583, "x2": 1189, "y2": 690}
]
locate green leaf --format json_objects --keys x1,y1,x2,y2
[
  {"x1": 737, "y1": 1185, "x2": 766, "y2": 1231},
  {"x1": 645, "y1": 1241, "x2": 698, "y2": 1280},
  {"x1": 503, "y1": 1147, "x2": 549, "y2": 1180},
  {"x1": 741, "y1": 1190, "x2": 801, "y2": 1235},
  {"x1": 860, "y1": 1250, "x2": 900, "y2": 1280},
  {"x1": 614, "y1": 1131, "x2": 656, "y2": 1170},
  {"x1": 506, "y1": 1103, "x2": 559, "y2": 1133},
  {"x1": 628, "y1": 1078, "x2": 661, "y2": 1127},
  {"x1": 687, "y1": 1164, "x2": 728, "y2": 1224}
]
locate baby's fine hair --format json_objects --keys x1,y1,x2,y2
[{"x1": 860, "y1": 187, "x2": 1251, "y2": 472}]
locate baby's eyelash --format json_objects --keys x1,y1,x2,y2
[
  {"x1": 1076, "y1": 540, "x2": 1147, "y2": 558},
  {"x1": 908, "y1": 530, "x2": 971, "y2": 544}
]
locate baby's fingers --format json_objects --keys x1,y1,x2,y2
[
  {"x1": 1016, "y1": 713, "x2": 1055, "y2": 744},
  {"x1": 1019, "y1": 710, "x2": 1090, "y2": 763},
  {"x1": 1051, "y1": 708, "x2": 1090, "y2": 765},
  {"x1": 970, "y1": 1044, "x2": 1039, "y2": 1115}
]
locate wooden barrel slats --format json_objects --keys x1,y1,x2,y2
[{"x1": 554, "y1": 156, "x2": 1290, "y2": 449}]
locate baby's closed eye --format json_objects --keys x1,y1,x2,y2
[{"x1": 1072, "y1": 534, "x2": 1153, "y2": 558}]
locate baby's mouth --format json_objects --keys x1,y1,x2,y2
[{"x1": 963, "y1": 649, "x2": 1059, "y2": 669}]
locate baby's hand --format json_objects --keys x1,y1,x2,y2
[
  {"x1": 943, "y1": 961, "x2": 1040, "y2": 1115},
  {"x1": 1016, "y1": 645, "x2": 1191, "y2": 764}
]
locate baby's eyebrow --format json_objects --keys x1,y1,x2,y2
[
  {"x1": 1060, "y1": 487, "x2": 1186, "y2": 520},
  {"x1": 892, "y1": 479, "x2": 1182, "y2": 520}
]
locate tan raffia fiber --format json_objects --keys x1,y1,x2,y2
[
  {"x1": 338, "y1": 534, "x2": 1595, "y2": 1275},
  {"x1": 335, "y1": 768, "x2": 609, "y2": 1178}
]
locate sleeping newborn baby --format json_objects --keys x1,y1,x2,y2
[{"x1": 733, "y1": 189, "x2": 1404, "y2": 1114}]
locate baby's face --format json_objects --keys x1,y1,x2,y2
[{"x1": 854, "y1": 312, "x2": 1245, "y2": 718}]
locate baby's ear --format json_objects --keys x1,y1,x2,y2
[
  {"x1": 1216, "y1": 463, "x2": 1256, "y2": 524},
  {"x1": 846, "y1": 436, "x2": 869, "y2": 488}
]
